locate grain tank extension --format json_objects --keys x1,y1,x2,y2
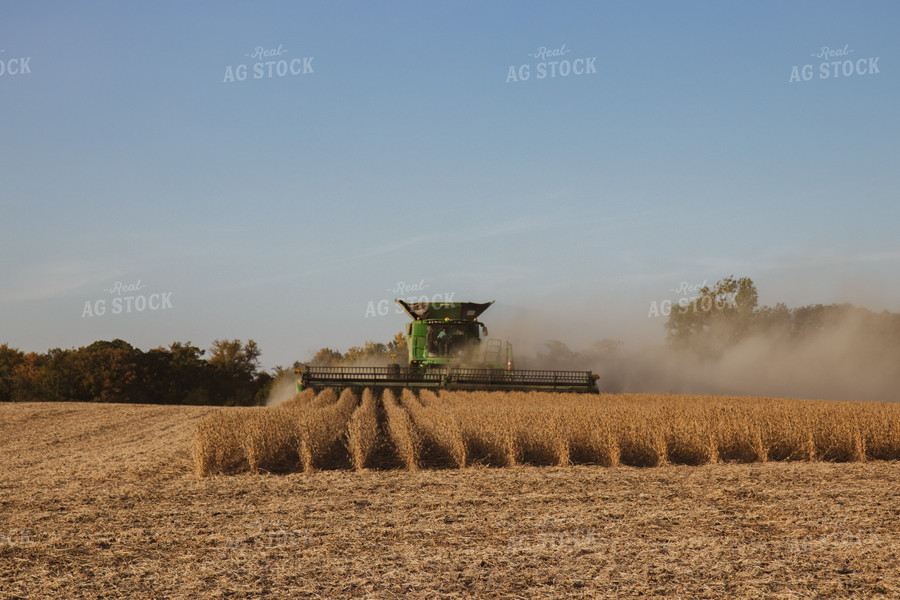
[{"x1": 296, "y1": 299, "x2": 599, "y2": 394}]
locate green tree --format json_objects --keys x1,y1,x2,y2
[
  {"x1": 664, "y1": 276, "x2": 758, "y2": 354},
  {"x1": 8, "y1": 351, "x2": 43, "y2": 402},
  {"x1": 344, "y1": 341, "x2": 389, "y2": 364},
  {"x1": 310, "y1": 348, "x2": 343, "y2": 366},
  {"x1": 142, "y1": 341, "x2": 212, "y2": 405},
  {"x1": 0, "y1": 344, "x2": 24, "y2": 402},
  {"x1": 34, "y1": 347, "x2": 85, "y2": 402},
  {"x1": 207, "y1": 339, "x2": 264, "y2": 406},
  {"x1": 208, "y1": 339, "x2": 261, "y2": 377},
  {"x1": 74, "y1": 340, "x2": 143, "y2": 403},
  {"x1": 387, "y1": 331, "x2": 407, "y2": 361},
  {"x1": 754, "y1": 302, "x2": 792, "y2": 340}
]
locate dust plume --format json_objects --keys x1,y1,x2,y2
[
  {"x1": 265, "y1": 374, "x2": 299, "y2": 407},
  {"x1": 511, "y1": 305, "x2": 900, "y2": 403}
]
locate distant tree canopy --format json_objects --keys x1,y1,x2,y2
[
  {"x1": 664, "y1": 275, "x2": 900, "y2": 358},
  {"x1": 0, "y1": 339, "x2": 273, "y2": 406},
  {"x1": 309, "y1": 347, "x2": 343, "y2": 366},
  {"x1": 310, "y1": 332, "x2": 407, "y2": 367},
  {"x1": 8, "y1": 281, "x2": 899, "y2": 405},
  {"x1": 0, "y1": 330, "x2": 412, "y2": 405},
  {"x1": 664, "y1": 276, "x2": 759, "y2": 353}
]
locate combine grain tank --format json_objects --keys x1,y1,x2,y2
[{"x1": 296, "y1": 299, "x2": 599, "y2": 394}]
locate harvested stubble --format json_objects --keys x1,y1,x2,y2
[
  {"x1": 10, "y1": 400, "x2": 900, "y2": 600},
  {"x1": 194, "y1": 390, "x2": 900, "y2": 475}
]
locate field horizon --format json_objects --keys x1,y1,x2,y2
[{"x1": 2, "y1": 399, "x2": 899, "y2": 599}]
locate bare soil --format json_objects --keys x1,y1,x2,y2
[{"x1": 2, "y1": 402, "x2": 899, "y2": 599}]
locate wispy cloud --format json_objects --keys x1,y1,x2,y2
[
  {"x1": 0, "y1": 259, "x2": 124, "y2": 304},
  {"x1": 197, "y1": 235, "x2": 431, "y2": 294},
  {"x1": 690, "y1": 248, "x2": 900, "y2": 275}
]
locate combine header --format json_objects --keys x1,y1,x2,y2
[{"x1": 296, "y1": 299, "x2": 599, "y2": 394}]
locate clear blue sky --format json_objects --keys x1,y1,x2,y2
[{"x1": 2, "y1": 1, "x2": 898, "y2": 368}]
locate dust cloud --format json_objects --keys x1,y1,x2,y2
[
  {"x1": 507, "y1": 306, "x2": 900, "y2": 403},
  {"x1": 265, "y1": 374, "x2": 299, "y2": 407}
]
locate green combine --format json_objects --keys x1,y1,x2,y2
[{"x1": 296, "y1": 299, "x2": 599, "y2": 394}]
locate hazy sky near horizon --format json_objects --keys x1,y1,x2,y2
[{"x1": 2, "y1": 1, "x2": 899, "y2": 369}]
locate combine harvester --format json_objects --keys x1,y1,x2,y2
[{"x1": 296, "y1": 299, "x2": 599, "y2": 394}]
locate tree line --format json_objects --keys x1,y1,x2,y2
[
  {"x1": 308, "y1": 332, "x2": 407, "y2": 366},
  {"x1": 664, "y1": 276, "x2": 900, "y2": 358},
  {"x1": 0, "y1": 332, "x2": 410, "y2": 406},
  {"x1": 5, "y1": 276, "x2": 897, "y2": 405},
  {"x1": 0, "y1": 339, "x2": 275, "y2": 406}
]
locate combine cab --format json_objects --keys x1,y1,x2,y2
[{"x1": 296, "y1": 299, "x2": 599, "y2": 394}]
